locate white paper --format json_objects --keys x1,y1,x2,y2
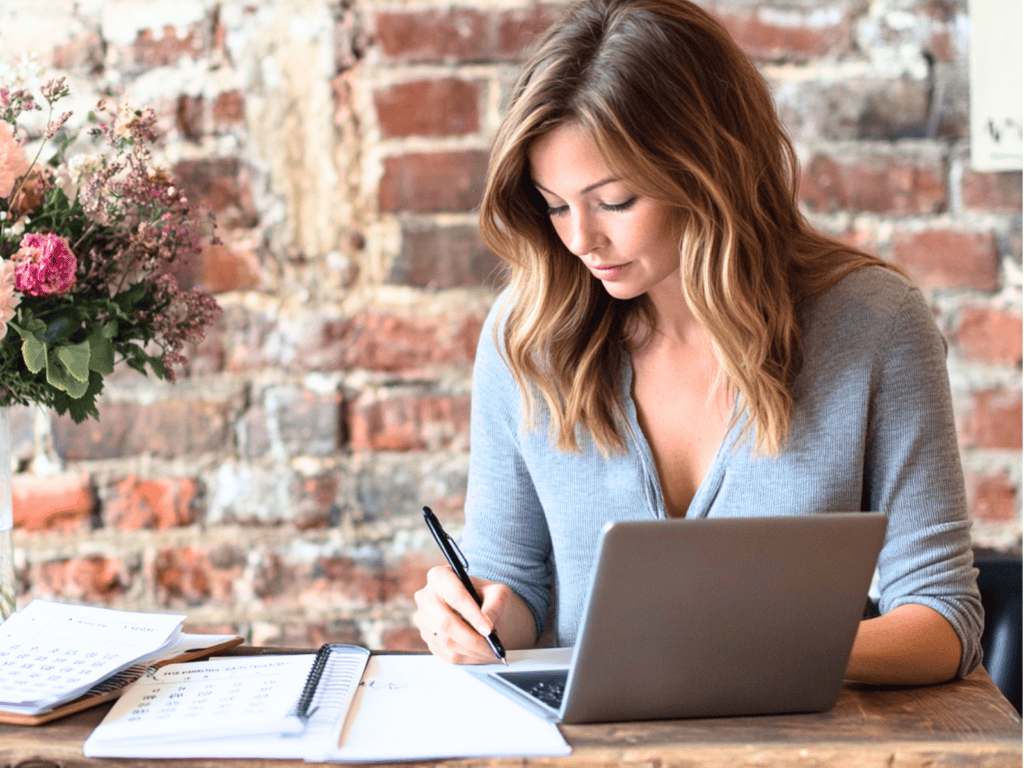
[
  {"x1": 0, "y1": 599, "x2": 184, "y2": 712},
  {"x1": 969, "y1": 0, "x2": 1023, "y2": 170},
  {"x1": 321, "y1": 654, "x2": 571, "y2": 762}
]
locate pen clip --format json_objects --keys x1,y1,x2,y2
[{"x1": 447, "y1": 532, "x2": 469, "y2": 570}]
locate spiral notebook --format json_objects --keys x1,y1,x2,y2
[{"x1": 84, "y1": 644, "x2": 372, "y2": 759}]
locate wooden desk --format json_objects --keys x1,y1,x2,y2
[{"x1": 2, "y1": 651, "x2": 1020, "y2": 768}]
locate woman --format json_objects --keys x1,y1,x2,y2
[{"x1": 413, "y1": 0, "x2": 983, "y2": 685}]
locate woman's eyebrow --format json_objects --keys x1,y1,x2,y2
[{"x1": 533, "y1": 177, "x2": 619, "y2": 196}]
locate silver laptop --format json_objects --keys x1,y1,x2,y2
[{"x1": 468, "y1": 513, "x2": 886, "y2": 724}]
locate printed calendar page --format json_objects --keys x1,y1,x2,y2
[
  {"x1": 92, "y1": 655, "x2": 315, "y2": 743},
  {"x1": 0, "y1": 600, "x2": 184, "y2": 711}
]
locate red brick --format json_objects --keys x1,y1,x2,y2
[
  {"x1": 381, "y1": 550, "x2": 446, "y2": 603},
  {"x1": 496, "y1": 5, "x2": 562, "y2": 57},
  {"x1": 956, "y1": 388, "x2": 1023, "y2": 449},
  {"x1": 888, "y1": 229, "x2": 1000, "y2": 291},
  {"x1": 965, "y1": 471, "x2": 1019, "y2": 523},
  {"x1": 381, "y1": 624, "x2": 429, "y2": 652},
  {"x1": 375, "y1": 78, "x2": 482, "y2": 138},
  {"x1": 389, "y1": 223, "x2": 503, "y2": 289},
  {"x1": 130, "y1": 24, "x2": 205, "y2": 69},
  {"x1": 196, "y1": 239, "x2": 262, "y2": 294},
  {"x1": 12, "y1": 473, "x2": 94, "y2": 533},
  {"x1": 379, "y1": 151, "x2": 489, "y2": 213},
  {"x1": 347, "y1": 392, "x2": 471, "y2": 451},
  {"x1": 103, "y1": 476, "x2": 199, "y2": 531},
  {"x1": 154, "y1": 545, "x2": 245, "y2": 608},
  {"x1": 53, "y1": 400, "x2": 233, "y2": 461},
  {"x1": 252, "y1": 621, "x2": 363, "y2": 649},
  {"x1": 952, "y1": 307, "x2": 1023, "y2": 365},
  {"x1": 376, "y1": 8, "x2": 489, "y2": 62},
  {"x1": 36, "y1": 556, "x2": 127, "y2": 602},
  {"x1": 909, "y1": 4, "x2": 961, "y2": 62},
  {"x1": 800, "y1": 152, "x2": 946, "y2": 215},
  {"x1": 251, "y1": 552, "x2": 290, "y2": 600},
  {"x1": 961, "y1": 170, "x2": 1023, "y2": 213},
  {"x1": 293, "y1": 475, "x2": 342, "y2": 531},
  {"x1": 308, "y1": 556, "x2": 384, "y2": 604},
  {"x1": 172, "y1": 157, "x2": 259, "y2": 228},
  {"x1": 376, "y1": 6, "x2": 559, "y2": 63},
  {"x1": 326, "y1": 309, "x2": 485, "y2": 372},
  {"x1": 175, "y1": 94, "x2": 204, "y2": 142},
  {"x1": 52, "y1": 28, "x2": 104, "y2": 70},
  {"x1": 714, "y1": 5, "x2": 855, "y2": 61},
  {"x1": 213, "y1": 91, "x2": 245, "y2": 127}
]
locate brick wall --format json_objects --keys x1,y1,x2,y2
[{"x1": 3, "y1": 0, "x2": 1020, "y2": 647}]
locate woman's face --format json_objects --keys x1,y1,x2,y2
[{"x1": 527, "y1": 122, "x2": 681, "y2": 302}]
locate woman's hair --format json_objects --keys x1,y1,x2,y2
[{"x1": 479, "y1": 0, "x2": 899, "y2": 456}]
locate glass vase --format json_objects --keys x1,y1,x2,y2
[{"x1": 0, "y1": 406, "x2": 14, "y2": 622}]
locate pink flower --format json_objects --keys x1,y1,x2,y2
[
  {"x1": 13, "y1": 232, "x2": 77, "y2": 296},
  {"x1": 0, "y1": 121, "x2": 31, "y2": 199},
  {"x1": 0, "y1": 258, "x2": 20, "y2": 341}
]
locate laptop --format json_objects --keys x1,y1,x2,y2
[{"x1": 467, "y1": 512, "x2": 887, "y2": 724}]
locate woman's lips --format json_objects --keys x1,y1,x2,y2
[{"x1": 591, "y1": 263, "x2": 626, "y2": 279}]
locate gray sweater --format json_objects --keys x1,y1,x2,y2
[{"x1": 461, "y1": 266, "x2": 984, "y2": 678}]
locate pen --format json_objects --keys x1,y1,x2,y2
[{"x1": 421, "y1": 506, "x2": 508, "y2": 665}]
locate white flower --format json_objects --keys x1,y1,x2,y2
[{"x1": 0, "y1": 258, "x2": 22, "y2": 341}]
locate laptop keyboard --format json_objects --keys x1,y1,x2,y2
[{"x1": 495, "y1": 670, "x2": 569, "y2": 710}]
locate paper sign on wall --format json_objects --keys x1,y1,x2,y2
[{"x1": 969, "y1": 0, "x2": 1023, "y2": 171}]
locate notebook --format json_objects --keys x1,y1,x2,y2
[
  {"x1": 84, "y1": 647, "x2": 571, "y2": 761},
  {"x1": 467, "y1": 512, "x2": 887, "y2": 724},
  {"x1": 84, "y1": 644, "x2": 371, "y2": 758}
]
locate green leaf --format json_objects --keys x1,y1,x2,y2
[
  {"x1": 45, "y1": 361, "x2": 89, "y2": 398},
  {"x1": 22, "y1": 334, "x2": 46, "y2": 374},
  {"x1": 55, "y1": 340, "x2": 91, "y2": 382},
  {"x1": 148, "y1": 354, "x2": 166, "y2": 380},
  {"x1": 87, "y1": 330, "x2": 115, "y2": 375}
]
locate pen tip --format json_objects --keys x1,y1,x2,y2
[{"x1": 501, "y1": 657, "x2": 508, "y2": 666}]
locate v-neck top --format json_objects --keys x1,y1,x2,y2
[{"x1": 459, "y1": 266, "x2": 984, "y2": 678}]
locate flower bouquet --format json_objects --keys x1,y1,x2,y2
[{"x1": 0, "y1": 76, "x2": 222, "y2": 619}]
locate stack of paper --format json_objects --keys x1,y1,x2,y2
[
  {"x1": 84, "y1": 650, "x2": 572, "y2": 761},
  {"x1": 0, "y1": 599, "x2": 225, "y2": 717}
]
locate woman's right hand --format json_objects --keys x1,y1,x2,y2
[{"x1": 413, "y1": 565, "x2": 532, "y2": 664}]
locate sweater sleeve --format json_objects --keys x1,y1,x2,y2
[
  {"x1": 864, "y1": 284, "x2": 984, "y2": 678},
  {"x1": 458, "y1": 304, "x2": 553, "y2": 639}
]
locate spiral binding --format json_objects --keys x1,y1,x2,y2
[
  {"x1": 82, "y1": 663, "x2": 151, "y2": 697},
  {"x1": 294, "y1": 644, "x2": 334, "y2": 722}
]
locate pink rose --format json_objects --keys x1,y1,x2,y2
[{"x1": 13, "y1": 232, "x2": 77, "y2": 296}]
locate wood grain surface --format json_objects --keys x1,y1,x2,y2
[{"x1": 2, "y1": 651, "x2": 1020, "y2": 768}]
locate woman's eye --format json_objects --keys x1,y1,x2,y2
[
  {"x1": 547, "y1": 204, "x2": 569, "y2": 217},
  {"x1": 601, "y1": 197, "x2": 637, "y2": 212}
]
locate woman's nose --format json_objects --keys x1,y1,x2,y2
[{"x1": 565, "y1": 210, "x2": 599, "y2": 256}]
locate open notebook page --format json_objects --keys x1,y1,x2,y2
[{"x1": 320, "y1": 654, "x2": 570, "y2": 762}]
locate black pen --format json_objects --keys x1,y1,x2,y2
[{"x1": 422, "y1": 506, "x2": 508, "y2": 665}]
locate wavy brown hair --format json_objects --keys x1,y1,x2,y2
[{"x1": 480, "y1": 0, "x2": 900, "y2": 456}]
